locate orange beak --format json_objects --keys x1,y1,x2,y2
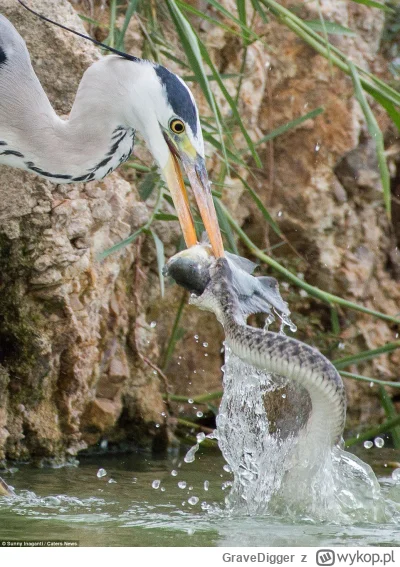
[{"x1": 162, "y1": 142, "x2": 224, "y2": 258}]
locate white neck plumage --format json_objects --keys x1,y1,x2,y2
[{"x1": 0, "y1": 48, "x2": 137, "y2": 183}]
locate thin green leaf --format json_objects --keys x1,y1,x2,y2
[
  {"x1": 254, "y1": 107, "x2": 324, "y2": 146},
  {"x1": 161, "y1": 291, "x2": 187, "y2": 370},
  {"x1": 351, "y1": 0, "x2": 394, "y2": 13},
  {"x1": 365, "y1": 86, "x2": 400, "y2": 132},
  {"x1": 237, "y1": 0, "x2": 250, "y2": 44},
  {"x1": 182, "y1": 73, "x2": 241, "y2": 82},
  {"x1": 304, "y1": 20, "x2": 356, "y2": 36},
  {"x1": 340, "y1": 370, "x2": 400, "y2": 388},
  {"x1": 97, "y1": 227, "x2": 143, "y2": 261},
  {"x1": 250, "y1": 0, "x2": 269, "y2": 23},
  {"x1": 333, "y1": 341, "x2": 400, "y2": 369},
  {"x1": 78, "y1": 14, "x2": 108, "y2": 28},
  {"x1": 349, "y1": 61, "x2": 391, "y2": 219},
  {"x1": 139, "y1": 172, "x2": 159, "y2": 201},
  {"x1": 154, "y1": 212, "x2": 179, "y2": 221},
  {"x1": 124, "y1": 162, "x2": 152, "y2": 172},
  {"x1": 330, "y1": 307, "x2": 341, "y2": 335},
  {"x1": 150, "y1": 229, "x2": 165, "y2": 297}
]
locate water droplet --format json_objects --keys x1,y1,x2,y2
[
  {"x1": 188, "y1": 398, "x2": 194, "y2": 404},
  {"x1": 374, "y1": 437, "x2": 384, "y2": 448},
  {"x1": 108, "y1": 478, "x2": 117, "y2": 484},
  {"x1": 223, "y1": 464, "x2": 232, "y2": 473},
  {"x1": 315, "y1": 142, "x2": 321, "y2": 152},
  {"x1": 204, "y1": 480, "x2": 209, "y2": 491},
  {"x1": 196, "y1": 432, "x2": 206, "y2": 443},
  {"x1": 178, "y1": 481, "x2": 187, "y2": 489},
  {"x1": 188, "y1": 496, "x2": 199, "y2": 505},
  {"x1": 96, "y1": 468, "x2": 107, "y2": 478},
  {"x1": 155, "y1": 423, "x2": 160, "y2": 428},
  {"x1": 196, "y1": 411, "x2": 203, "y2": 418},
  {"x1": 194, "y1": 335, "x2": 199, "y2": 340},
  {"x1": 263, "y1": 313, "x2": 275, "y2": 332},
  {"x1": 364, "y1": 440, "x2": 373, "y2": 449},
  {"x1": 161, "y1": 411, "x2": 166, "y2": 417},
  {"x1": 100, "y1": 439, "x2": 108, "y2": 450},
  {"x1": 150, "y1": 321, "x2": 157, "y2": 328},
  {"x1": 202, "y1": 342, "x2": 208, "y2": 348},
  {"x1": 369, "y1": 382, "x2": 374, "y2": 388},
  {"x1": 171, "y1": 469, "x2": 178, "y2": 477},
  {"x1": 152, "y1": 480, "x2": 161, "y2": 489},
  {"x1": 282, "y1": 394, "x2": 286, "y2": 399},
  {"x1": 392, "y1": 468, "x2": 400, "y2": 482},
  {"x1": 161, "y1": 487, "x2": 166, "y2": 492},
  {"x1": 277, "y1": 210, "x2": 283, "y2": 217},
  {"x1": 184, "y1": 443, "x2": 199, "y2": 463},
  {"x1": 222, "y1": 481, "x2": 233, "y2": 490}
]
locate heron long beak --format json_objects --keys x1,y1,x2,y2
[{"x1": 162, "y1": 140, "x2": 224, "y2": 258}]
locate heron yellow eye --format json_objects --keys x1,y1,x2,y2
[{"x1": 170, "y1": 119, "x2": 185, "y2": 134}]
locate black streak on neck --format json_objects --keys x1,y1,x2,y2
[{"x1": 0, "y1": 46, "x2": 7, "y2": 67}]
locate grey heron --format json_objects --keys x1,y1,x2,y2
[{"x1": 0, "y1": 2, "x2": 225, "y2": 257}]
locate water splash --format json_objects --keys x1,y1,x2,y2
[{"x1": 215, "y1": 347, "x2": 394, "y2": 523}]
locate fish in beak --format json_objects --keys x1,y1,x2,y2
[{"x1": 162, "y1": 134, "x2": 224, "y2": 258}]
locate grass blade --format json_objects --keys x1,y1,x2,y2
[
  {"x1": 333, "y1": 342, "x2": 400, "y2": 369},
  {"x1": 97, "y1": 227, "x2": 143, "y2": 261},
  {"x1": 161, "y1": 290, "x2": 187, "y2": 370},
  {"x1": 340, "y1": 370, "x2": 400, "y2": 388},
  {"x1": 348, "y1": 61, "x2": 391, "y2": 219},
  {"x1": 304, "y1": 20, "x2": 356, "y2": 36},
  {"x1": 254, "y1": 107, "x2": 324, "y2": 146}
]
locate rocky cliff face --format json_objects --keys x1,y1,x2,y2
[{"x1": 0, "y1": 0, "x2": 398, "y2": 464}]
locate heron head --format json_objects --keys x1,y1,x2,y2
[{"x1": 128, "y1": 61, "x2": 224, "y2": 258}]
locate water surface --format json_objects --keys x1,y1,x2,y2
[{"x1": 0, "y1": 448, "x2": 399, "y2": 547}]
